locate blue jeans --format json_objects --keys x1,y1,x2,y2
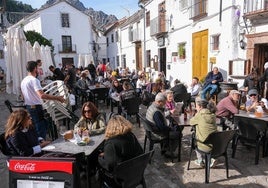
[
  {"x1": 26, "y1": 105, "x2": 48, "y2": 139},
  {"x1": 201, "y1": 84, "x2": 218, "y2": 99}
]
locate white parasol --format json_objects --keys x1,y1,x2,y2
[
  {"x1": 33, "y1": 41, "x2": 41, "y2": 60},
  {"x1": 26, "y1": 41, "x2": 35, "y2": 62},
  {"x1": 77, "y1": 53, "x2": 84, "y2": 68},
  {"x1": 40, "y1": 45, "x2": 53, "y2": 77},
  {"x1": 5, "y1": 27, "x2": 28, "y2": 95}
]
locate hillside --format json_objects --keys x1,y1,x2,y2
[{"x1": 1, "y1": 0, "x2": 117, "y2": 31}]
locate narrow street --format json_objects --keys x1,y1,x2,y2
[{"x1": 0, "y1": 88, "x2": 268, "y2": 187}]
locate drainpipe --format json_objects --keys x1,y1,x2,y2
[
  {"x1": 219, "y1": 0, "x2": 222, "y2": 22},
  {"x1": 139, "y1": 3, "x2": 146, "y2": 69}
]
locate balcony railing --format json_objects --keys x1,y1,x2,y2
[
  {"x1": 150, "y1": 16, "x2": 168, "y2": 36},
  {"x1": 58, "y1": 44, "x2": 77, "y2": 53},
  {"x1": 245, "y1": 0, "x2": 268, "y2": 13},
  {"x1": 189, "y1": 0, "x2": 207, "y2": 20},
  {"x1": 244, "y1": 0, "x2": 268, "y2": 25},
  {"x1": 129, "y1": 28, "x2": 142, "y2": 42}
]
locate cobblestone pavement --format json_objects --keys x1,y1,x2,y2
[{"x1": 0, "y1": 88, "x2": 268, "y2": 188}]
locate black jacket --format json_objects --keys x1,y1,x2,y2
[
  {"x1": 6, "y1": 128, "x2": 39, "y2": 156},
  {"x1": 98, "y1": 132, "x2": 143, "y2": 172}
]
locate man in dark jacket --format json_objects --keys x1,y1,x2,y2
[
  {"x1": 49, "y1": 65, "x2": 65, "y2": 81},
  {"x1": 170, "y1": 79, "x2": 187, "y2": 96},
  {"x1": 201, "y1": 67, "x2": 223, "y2": 99}
]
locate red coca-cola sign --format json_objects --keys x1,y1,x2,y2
[
  {"x1": 14, "y1": 162, "x2": 36, "y2": 171},
  {"x1": 9, "y1": 159, "x2": 73, "y2": 174}
]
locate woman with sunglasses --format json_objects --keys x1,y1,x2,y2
[
  {"x1": 245, "y1": 89, "x2": 260, "y2": 112},
  {"x1": 4, "y1": 109, "x2": 50, "y2": 156},
  {"x1": 74, "y1": 101, "x2": 106, "y2": 137}
]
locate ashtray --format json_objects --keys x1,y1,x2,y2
[{"x1": 77, "y1": 141, "x2": 87, "y2": 146}]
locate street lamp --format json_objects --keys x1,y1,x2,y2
[{"x1": 139, "y1": 3, "x2": 146, "y2": 69}]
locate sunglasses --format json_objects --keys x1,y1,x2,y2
[
  {"x1": 250, "y1": 94, "x2": 257, "y2": 97},
  {"x1": 84, "y1": 110, "x2": 92, "y2": 113}
]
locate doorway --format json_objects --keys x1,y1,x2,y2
[
  {"x1": 159, "y1": 48, "x2": 166, "y2": 75},
  {"x1": 62, "y1": 57, "x2": 74, "y2": 68},
  {"x1": 135, "y1": 42, "x2": 142, "y2": 71},
  {"x1": 192, "y1": 30, "x2": 208, "y2": 79}
]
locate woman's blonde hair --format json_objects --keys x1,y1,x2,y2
[
  {"x1": 5, "y1": 109, "x2": 32, "y2": 139},
  {"x1": 105, "y1": 115, "x2": 132, "y2": 139}
]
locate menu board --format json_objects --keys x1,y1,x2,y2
[{"x1": 17, "y1": 180, "x2": 64, "y2": 188}]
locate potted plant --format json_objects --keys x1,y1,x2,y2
[{"x1": 179, "y1": 45, "x2": 185, "y2": 59}]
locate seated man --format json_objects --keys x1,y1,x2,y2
[
  {"x1": 187, "y1": 77, "x2": 202, "y2": 102},
  {"x1": 216, "y1": 90, "x2": 240, "y2": 130},
  {"x1": 201, "y1": 67, "x2": 223, "y2": 99},
  {"x1": 146, "y1": 92, "x2": 181, "y2": 158}
]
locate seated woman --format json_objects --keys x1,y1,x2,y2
[
  {"x1": 165, "y1": 90, "x2": 176, "y2": 116},
  {"x1": 5, "y1": 109, "x2": 50, "y2": 156},
  {"x1": 109, "y1": 79, "x2": 123, "y2": 98},
  {"x1": 164, "y1": 90, "x2": 183, "y2": 132},
  {"x1": 74, "y1": 101, "x2": 106, "y2": 137},
  {"x1": 189, "y1": 99, "x2": 217, "y2": 167},
  {"x1": 98, "y1": 115, "x2": 143, "y2": 174}
]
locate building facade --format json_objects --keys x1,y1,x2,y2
[
  {"x1": 11, "y1": 0, "x2": 95, "y2": 68},
  {"x1": 107, "y1": 0, "x2": 268, "y2": 88}
]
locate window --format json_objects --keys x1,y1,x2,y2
[
  {"x1": 146, "y1": 11, "x2": 150, "y2": 27},
  {"x1": 116, "y1": 55, "x2": 120, "y2": 66},
  {"x1": 121, "y1": 54, "x2": 126, "y2": 68},
  {"x1": 146, "y1": 50, "x2": 151, "y2": 67},
  {"x1": 128, "y1": 26, "x2": 133, "y2": 42},
  {"x1": 189, "y1": 0, "x2": 207, "y2": 19},
  {"x1": 0, "y1": 50, "x2": 4, "y2": 59},
  {"x1": 115, "y1": 31, "x2": 119, "y2": 42},
  {"x1": 179, "y1": 0, "x2": 188, "y2": 10},
  {"x1": 210, "y1": 34, "x2": 220, "y2": 51},
  {"x1": 111, "y1": 34, "x2": 114, "y2": 43},
  {"x1": 106, "y1": 37, "x2": 109, "y2": 46},
  {"x1": 61, "y1": 13, "x2": 70, "y2": 27},
  {"x1": 62, "y1": 36, "x2": 72, "y2": 52},
  {"x1": 229, "y1": 58, "x2": 250, "y2": 78},
  {"x1": 178, "y1": 43, "x2": 186, "y2": 59}
]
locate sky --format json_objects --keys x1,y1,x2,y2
[{"x1": 20, "y1": 0, "x2": 140, "y2": 19}]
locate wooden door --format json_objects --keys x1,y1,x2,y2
[
  {"x1": 192, "y1": 30, "x2": 208, "y2": 80},
  {"x1": 136, "y1": 42, "x2": 142, "y2": 71}
]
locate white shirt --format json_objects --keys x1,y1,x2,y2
[
  {"x1": 21, "y1": 75, "x2": 43, "y2": 105},
  {"x1": 188, "y1": 83, "x2": 201, "y2": 96},
  {"x1": 136, "y1": 78, "x2": 146, "y2": 89}
]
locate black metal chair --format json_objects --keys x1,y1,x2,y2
[
  {"x1": 187, "y1": 129, "x2": 236, "y2": 183},
  {"x1": 91, "y1": 87, "x2": 109, "y2": 107},
  {"x1": 121, "y1": 97, "x2": 141, "y2": 127},
  {"x1": 173, "y1": 93, "x2": 191, "y2": 112},
  {"x1": 138, "y1": 113, "x2": 173, "y2": 162},
  {"x1": 99, "y1": 150, "x2": 154, "y2": 188},
  {"x1": 0, "y1": 132, "x2": 10, "y2": 156},
  {"x1": 4, "y1": 100, "x2": 26, "y2": 113},
  {"x1": 232, "y1": 116, "x2": 267, "y2": 165}
]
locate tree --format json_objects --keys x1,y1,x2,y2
[{"x1": 24, "y1": 30, "x2": 54, "y2": 52}]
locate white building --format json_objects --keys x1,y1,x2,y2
[
  {"x1": 106, "y1": 0, "x2": 268, "y2": 89},
  {"x1": 10, "y1": 0, "x2": 96, "y2": 68}
]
